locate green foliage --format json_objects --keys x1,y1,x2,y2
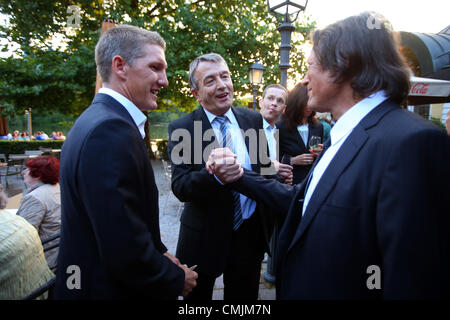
[
  {"x1": 0, "y1": 140, "x2": 64, "y2": 157},
  {"x1": 0, "y1": 0, "x2": 316, "y2": 117}
]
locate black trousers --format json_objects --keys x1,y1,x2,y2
[{"x1": 184, "y1": 213, "x2": 266, "y2": 300}]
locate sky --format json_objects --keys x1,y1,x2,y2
[{"x1": 302, "y1": 0, "x2": 449, "y2": 33}]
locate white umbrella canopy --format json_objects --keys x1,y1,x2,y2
[{"x1": 407, "y1": 76, "x2": 450, "y2": 105}]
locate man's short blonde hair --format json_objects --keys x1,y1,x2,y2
[{"x1": 95, "y1": 24, "x2": 165, "y2": 83}]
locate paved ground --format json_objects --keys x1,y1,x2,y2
[{"x1": 3, "y1": 159, "x2": 275, "y2": 300}]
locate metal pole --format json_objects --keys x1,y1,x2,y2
[
  {"x1": 264, "y1": 15, "x2": 295, "y2": 287},
  {"x1": 278, "y1": 20, "x2": 295, "y2": 87},
  {"x1": 252, "y1": 84, "x2": 258, "y2": 111}
]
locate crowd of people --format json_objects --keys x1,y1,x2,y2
[
  {"x1": 0, "y1": 130, "x2": 66, "y2": 141},
  {"x1": 0, "y1": 11, "x2": 449, "y2": 301}
]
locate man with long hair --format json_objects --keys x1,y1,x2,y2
[{"x1": 207, "y1": 12, "x2": 450, "y2": 299}]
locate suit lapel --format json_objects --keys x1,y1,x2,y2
[
  {"x1": 295, "y1": 127, "x2": 307, "y2": 151},
  {"x1": 197, "y1": 108, "x2": 220, "y2": 165},
  {"x1": 93, "y1": 93, "x2": 144, "y2": 143},
  {"x1": 232, "y1": 108, "x2": 260, "y2": 172},
  {"x1": 286, "y1": 99, "x2": 397, "y2": 252},
  {"x1": 287, "y1": 123, "x2": 369, "y2": 252},
  {"x1": 232, "y1": 107, "x2": 251, "y2": 146}
]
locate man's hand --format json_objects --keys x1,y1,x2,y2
[
  {"x1": 292, "y1": 153, "x2": 315, "y2": 166},
  {"x1": 206, "y1": 148, "x2": 244, "y2": 183},
  {"x1": 273, "y1": 160, "x2": 293, "y2": 185},
  {"x1": 179, "y1": 264, "x2": 198, "y2": 297}
]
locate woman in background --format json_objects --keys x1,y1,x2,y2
[
  {"x1": 277, "y1": 84, "x2": 325, "y2": 185},
  {"x1": 17, "y1": 156, "x2": 61, "y2": 271}
]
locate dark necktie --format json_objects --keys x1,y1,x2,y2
[{"x1": 215, "y1": 115, "x2": 243, "y2": 230}]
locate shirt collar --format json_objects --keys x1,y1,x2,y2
[
  {"x1": 98, "y1": 87, "x2": 147, "y2": 139},
  {"x1": 24, "y1": 182, "x2": 45, "y2": 196},
  {"x1": 203, "y1": 107, "x2": 237, "y2": 126},
  {"x1": 330, "y1": 90, "x2": 388, "y2": 145},
  {"x1": 262, "y1": 118, "x2": 276, "y2": 131}
]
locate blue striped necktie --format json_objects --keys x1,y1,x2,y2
[{"x1": 215, "y1": 115, "x2": 243, "y2": 230}]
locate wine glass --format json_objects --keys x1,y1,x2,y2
[
  {"x1": 281, "y1": 154, "x2": 292, "y2": 166},
  {"x1": 309, "y1": 136, "x2": 322, "y2": 152}
]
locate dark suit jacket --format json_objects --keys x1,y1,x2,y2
[
  {"x1": 55, "y1": 93, "x2": 184, "y2": 299},
  {"x1": 277, "y1": 120, "x2": 324, "y2": 185},
  {"x1": 231, "y1": 100, "x2": 450, "y2": 299},
  {"x1": 168, "y1": 107, "x2": 273, "y2": 277}
]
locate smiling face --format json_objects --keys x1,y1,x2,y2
[
  {"x1": 122, "y1": 44, "x2": 168, "y2": 111},
  {"x1": 191, "y1": 61, "x2": 234, "y2": 116},
  {"x1": 259, "y1": 87, "x2": 287, "y2": 126},
  {"x1": 301, "y1": 50, "x2": 343, "y2": 114}
]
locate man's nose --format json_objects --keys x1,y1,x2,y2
[
  {"x1": 216, "y1": 77, "x2": 227, "y2": 89},
  {"x1": 159, "y1": 72, "x2": 169, "y2": 87},
  {"x1": 301, "y1": 76, "x2": 309, "y2": 87}
]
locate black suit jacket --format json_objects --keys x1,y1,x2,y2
[
  {"x1": 231, "y1": 100, "x2": 450, "y2": 299},
  {"x1": 55, "y1": 94, "x2": 184, "y2": 299},
  {"x1": 168, "y1": 107, "x2": 273, "y2": 277},
  {"x1": 277, "y1": 120, "x2": 324, "y2": 185}
]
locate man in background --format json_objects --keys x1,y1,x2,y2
[{"x1": 259, "y1": 84, "x2": 292, "y2": 184}]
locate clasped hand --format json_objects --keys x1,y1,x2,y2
[
  {"x1": 206, "y1": 148, "x2": 244, "y2": 184},
  {"x1": 206, "y1": 148, "x2": 294, "y2": 185}
]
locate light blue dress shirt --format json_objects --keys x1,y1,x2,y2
[
  {"x1": 263, "y1": 118, "x2": 278, "y2": 161},
  {"x1": 297, "y1": 124, "x2": 309, "y2": 147},
  {"x1": 203, "y1": 108, "x2": 257, "y2": 220}
]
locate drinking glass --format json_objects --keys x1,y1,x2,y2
[{"x1": 309, "y1": 136, "x2": 322, "y2": 151}]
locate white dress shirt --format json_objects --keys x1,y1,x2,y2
[
  {"x1": 98, "y1": 87, "x2": 147, "y2": 139},
  {"x1": 263, "y1": 118, "x2": 278, "y2": 161},
  {"x1": 297, "y1": 124, "x2": 309, "y2": 147},
  {"x1": 302, "y1": 91, "x2": 388, "y2": 215},
  {"x1": 203, "y1": 107, "x2": 256, "y2": 220}
]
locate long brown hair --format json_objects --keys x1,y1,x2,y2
[
  {"x1": 282, "y1": 83, "x2": 317, "y2": 131},
  {"x1": 311, "y1": 12, "x2": 410, "y2": 104}
]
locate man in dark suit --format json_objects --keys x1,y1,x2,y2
[
  {"x1": 168, "y1": 53, "x2": 273, "y2": 300},
  {"x1": 207, "y1": 12, "x2": 450, "y2": 299},
  {"x1": 55, "y1": 25, "x2": 197, "y2": 299},
  {"x1": 259, "y1": 84, "x2": 292, "y2": 185}
]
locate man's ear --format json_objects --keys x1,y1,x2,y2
[
  {"x1": 111, "y1": 55, "x2": 128, "y2": 81},
  {"x1": 258, "y1": 98, "x2": 264, "y2": 109},
  {"x1": 191, "y1": 89, "x2": 200, "y2": 101}
]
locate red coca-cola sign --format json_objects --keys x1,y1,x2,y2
[{"x1": 410, "y1": 83, "x2": 429, "y2": 94}]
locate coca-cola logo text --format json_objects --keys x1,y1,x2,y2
[{"x1": 410, "y1": 83, "x2": 429, "y2": 94}]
